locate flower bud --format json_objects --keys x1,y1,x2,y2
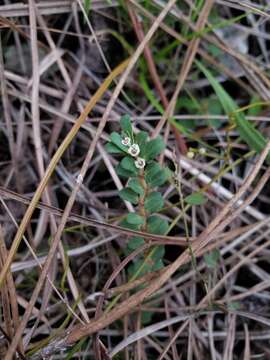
[
  {"x1": 128, "y1": 143, "x2": 140, "y2": 157},
  {"x1": 187, "y1": 151, "x2": 195, "y2": 159},
  {"x1": 135, "y1": 157, "x2": 145, "y2": 169},
  {"x1": 199, "y1": 147, "x2": 206, "y2": 155},
  {"x1": 121, "y1": 137, "x2": 131, "y2": 146}
]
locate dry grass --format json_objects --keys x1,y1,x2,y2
[{"x1": 0, "y1": 0, "x2": 270, "y2": 359}]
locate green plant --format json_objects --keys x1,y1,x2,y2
[
  {"x1": 106, "y1": 115, "x2": 170, "y2": 279},
  {"x1": 195, "y1": 60, "x2": 270, "y2": 163}
]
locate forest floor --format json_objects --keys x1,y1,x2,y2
[{"x1": 0, "y1": 1, "x2": 270, "y2": 359}]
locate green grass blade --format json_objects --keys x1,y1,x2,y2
[
  {"x1": 139, "y1": 72, "x2": 164, "y2": 114},
  {"x1": 139, "y1": 71, "x2": 216, "y2": 151},
  {"x1": 83, "y1": 0, "x2": 91, "y2": 15},
  {"x1": 195, "y1": 60, "x2": 269, "y2": 161}
]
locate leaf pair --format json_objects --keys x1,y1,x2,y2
[
  {"x1": 119, "y1": 188, "x2": 164, "y2": 214},
  {"x1": 145, "y1": 162, "x2": 170, "y2": 187},
  {"x1": 125, "y1": 215, "x2": 169, "y2": 275}
]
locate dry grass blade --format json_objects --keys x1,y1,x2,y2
[
  {"x1": 110, "y1": 314, "x2": 190, "y2": 357},
  {"x1": 158, "y1": 321, "x2": 189, "y2": 360},
  {"x1": 153, "y1": 0, "x2": 215, "y2": 137},
  {"x1": 0, "y1": 226, "x2": 23, "y2": 356},
  {"x1": 0, "y1": 185, "x2": 191, "y2": 245},
  {"x1": 223, "y1": 313, "x2": 236, "y2": 360},
  {"x1": 0, "y1": 1, "x2": 116, "y2": 17},
  {"x1": 0, "y1": 58, "x2": 130, "y2": 290},
  {"x1": 127, "y1": 1, "x2": 187, "y2": 153},
  {"x1": 244, "y1": 323, "x2": 251, "y2": 360}
]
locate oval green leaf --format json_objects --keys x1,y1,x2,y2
[
  {"x1": 126, "y1": 213, "x2": 144, "y2": 225},
  {"x1": 128, "y1": 178, "x2": 144, "y2": 196},
  {"x1": 185, "y1": 192, "x2": 207, "y2": 205},
  {"x1": 119, "y1": 188, "x2": 139, "y2": 204},
  {"x1": 144, "y1": 192, "x2": 164, "y2": 213}
]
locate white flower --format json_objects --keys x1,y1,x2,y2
[
  {"x1": 187, "y1": 150, "x2": 195, "y2": 159},
  {"x1": 121, "y1": 137, "x2": 131, "y2": 146},
  {"x1": 135, "y1": 157, "x2": 145, "y2": 169},
  {"x1": 199, "y1": 147, "x2": 206, "y2": 155},
  {"x1": 128, "y1": 143, "x2": 140, "y2": 157}
]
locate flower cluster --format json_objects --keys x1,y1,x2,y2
[
  {"x1": 187, "y1": 147, "x2": 207, "y2": 159},
  {"x1": 122, "y1": 137, "x2": 146, "y2": 169}
]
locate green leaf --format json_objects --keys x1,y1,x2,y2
[
  {"x1": 196, "y1": 60, "x2": 270, "y2": 162},
  {"x1": 136, "y1": 131, "x2": 148, "y2": 146},
  {"x1": 120, "y1": 156, "x2": 138, "y2": 175},
  {"x1": 185, "y1": 192, "x2": 207, "y2": 205},
  {"x1": 120, "y1": 219, "x2": 140, "y2": 231},
  {"x1": 120, "y1": 114, "x2": 132, "y2": 136},
  {"x1": 177, "y1": 96, "x2": 201, "y2": 114},
  {"x1": 128, "y1": 178, "x2": 144, "y2": 196},
  {"x1": 152, "y1": 258, "x2": 164, "y2": 271},
  {"x1": 207, "y1": 97, "x2": 223, "y2": 128},
  {"x1": 119, "y1": 188, "x2": 139, "y2": 204},
  {"x1": 247, "y1": 96, "x2": 262, "y2": 116},
  {"x1": 141, "y1": 310, "x2": 154, "y2": 325},
  {"x1": 145, "y1": 162, "x2": 168, "y2": 187},
  {"x1": 151, "y1": 246, "x2": 165, "y2": 262},
  {"x1": 110, "y1": 132, "x2": 129, "y2": 153},
  {"x1": 144, "y1": 192, "x2": 164, "y2": 213},
  {"x1": 204, "y1": 249, "x2": 220, "y2": 268},
  {"x1": 147, "y1": 215, "x2": 169, "y2": 235},
  {"x1": 128, "y1": 258, "x2": 151, "y2": 278},
  {"x1": 139, "y1": 72, "x2": 164, "y2": 115},
  {"x1": 116, "y1": 164, "x2": 134, "y2": 178},
  {"x1": 227, "y1": 301, "x2": 241, "y2": 311},
  {"x1": 145, "y1": 136, "x2": 165, "y2": 160},
  {"x1": 136, "y1": 131, "x2": 148, "y2": 157},
  {"x1": 127, "y1": 236, "x2": 145, "y2": 251},
  {"x1": 105, "y1": 142, "x2": 123, "y2": 154},
  {"x1": 126, "y1": 213, "x2": 144, "y2": 225},
  {"x1": 145, "y1": 161, "x2": 160, "y2": 179},
  {"x1": 207, "y1": 44, "x2": 222, "y2": 57},
  {"x1": 177, "y1": 118, "x2": 196, "y2": 130}
]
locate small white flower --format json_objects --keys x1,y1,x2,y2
[
  {"x1": 187, "y1": 151, "x2": 195, "y2": 159},
  {"x1": 121, "y1": 136, "x2": 131, "y2": 146},
  {"x1": 199, "y1": 147, "x2": 206, "y2": 155},
  {"x1": 135, "y1": 157, "x2": 145, "y2": 169},
  {"x1": 128, "y1": 143, "x2": 140, "y2": 157}
]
